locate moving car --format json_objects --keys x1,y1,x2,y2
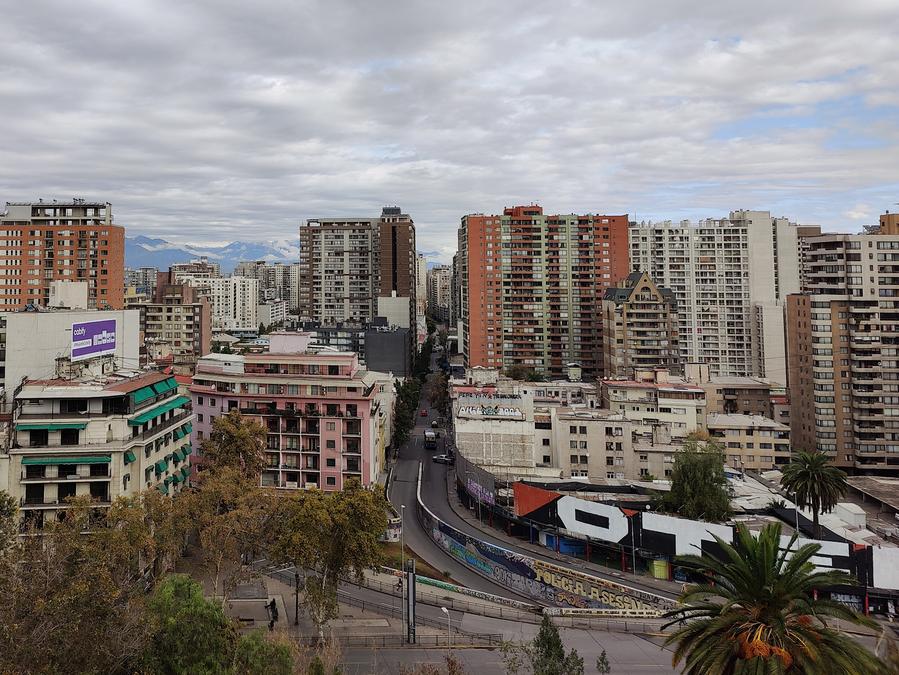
[
  {"x1": 430, "y1": 420, "x2": 438, "y2": 429},
  {"x1": 432, "y1": 454, "x2": 455, "y2": 465}
]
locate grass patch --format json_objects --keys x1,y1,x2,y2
[{"x1": 381, "y1": 541, "x2": 455, "y2": 583}]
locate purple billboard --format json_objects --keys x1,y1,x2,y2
[{"x1": 71, "y1": 319, "x2": 117, "y2": 362}]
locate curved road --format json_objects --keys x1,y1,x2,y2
[{"x1": 390, "y1": 359, "x2": 679, "y2": 605}]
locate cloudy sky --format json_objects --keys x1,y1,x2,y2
[{"x1": 2, "y1": 1, "x2": 898, "y2": 261}]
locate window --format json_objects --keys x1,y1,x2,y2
[
  {"x1": 326, "y1": 439, "x2": 336, "y2": 449},
  {"x1": 542, "y1": 455, "x2": 551, "y2": 464},
  {"x1": 542, "y1": 438, "x2": 550, "y2": 446},
  {"x1": 326, "y1": 458, "x2": 336, "y2": 467},
  {"x1": 579, "y1": 441, "x2": 587, "y2": 449},
  {"x1": 569, "y1": 425, "x2": 577, "y2": 433},
  {"x1": 197, "y1": 396, "x2": 204, "y2": 406},
  {"x1": 326, "y1": 422, "x2": 336, "y2": 431},
  {"x1": 209, "y1": 398, "x2": 216, "y2": 407},
  {"x1": 29, "y1": 429, "x2": 48, "y2": 447},
  {"x1": 60, "y1": 429, "x2": 80, "y2": 446},
  {"x1": 197, "y1": 414, "x2": 204, "y2": 422},
  {"x1": 570, "y1": 454, "x2": 578, "y2": 464},
  {"x1": 569, "y1": 440, "x2": 577, "y2": 449},
  {"x1": 579, "y1": 426, "x2": 587, "y2": 434},
  {"x1": 326, "y1": 476, "x2": 336, "y2": 486}
]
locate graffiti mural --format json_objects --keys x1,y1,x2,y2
[{"x1": 418, "y1": 497, "x2": 671, "y2": 610}]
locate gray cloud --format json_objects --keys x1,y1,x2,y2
[{"x1": 1, "y1": 0, "x2": 898, "y2": 261}]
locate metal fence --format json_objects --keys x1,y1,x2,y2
[{"x1": 293, "y1": 633, "x2": 504, "y2": 648}]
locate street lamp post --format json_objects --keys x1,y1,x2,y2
[{"x1": 441, "y1": 606, "x2": 451, "y2": 648}]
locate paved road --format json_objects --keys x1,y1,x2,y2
[
  {"x1": 388, "y1": 394, "x2": 531, "y2": 600},
  {"x1": 390, "y1": 356, "x2": 678, "y2": 606}
]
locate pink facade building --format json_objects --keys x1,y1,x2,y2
[{"x1": 189, "y1": 333, "x2": 394, "y2": 490}]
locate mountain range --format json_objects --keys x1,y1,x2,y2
[
  {"x1": 127, "y1": 235, "x2": 447, "y2": 272},
  {"x1": 125, "y1": 236, "x2": 300, "y2": 272}
]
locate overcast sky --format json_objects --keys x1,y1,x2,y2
[{"x1": 2, "y1": 1, "x2": 898, "y2": 261}]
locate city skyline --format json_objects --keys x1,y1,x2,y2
[{"x1": 1, "y1": 1, "x2": 898, "y2": 262}]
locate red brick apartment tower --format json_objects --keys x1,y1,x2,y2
[
  {"x1": 459, "y1": 205, "x2": 628, "y2": 378},
  {"x1": 0, "y1": 200, "x2": 125, "y2": 309}
]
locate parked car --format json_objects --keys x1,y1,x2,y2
[
  {"x1": 432, "y1": 454, "x2": 455, "y2": 465},
  {"x1": 430, "y1": 420, "x2": 438, "y2": 429},
  {"x1": 420, "y1": 409, "x2": 429, "y2": 417}
]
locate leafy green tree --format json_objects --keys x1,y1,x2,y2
[
  {"x1": 0, "y1": 497, "x2": 153, "y2": 673},
  {"x1": 142, "y1": 574, "x2": 238, "y2": 674},
  {"x1": 502, "y1": 615, "x2": 584, "y2": 675},
  {"x1": 663, "y1": 522, "x2": 883, "y2": 674},
  {"x1": 661, "y1": 438, "x2": 731, "y2": 521},
  {"x1": 781, "y1": 450, "x2": 848, "y2": 539},
  {"x1": 596, "y1": 650, "x2": 611, "y2": 674},
  {"x1": 182, "y1": 467, "x2": 275, "y2": 603},
  {"x1": 200, "y1": 409, "x2": 267, "y2": 479},
  {"x1": 233, "y1": 629, "x2": 294, "y2": 675},
  {"x1": 269, "y1": 479, "x2": 388, "y2": 639},
  {"x1": 0, "y1": 489, "x2": 17, "y2": 550},
  {"x1": 424, "y1": 371, "x2": 450, "y2": 416}
]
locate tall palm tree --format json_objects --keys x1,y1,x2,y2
[
  {"x1": 663, "y1": 522, "x2": 883, "y2": 674},
  {"x1": 781, "y1": 450, "x2": 848, "y2": 539}
]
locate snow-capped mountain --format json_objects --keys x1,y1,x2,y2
[{"x1": 125, "y1": 236, "x2": 300, "y2": 272}]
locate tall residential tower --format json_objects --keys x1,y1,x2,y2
[{"x1": 458, "y1": 205, "x2": 629, "y2": 377}]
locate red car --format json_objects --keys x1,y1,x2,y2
[{"x1": 420, "y1": 409, "x2": 428, "y2": 416}]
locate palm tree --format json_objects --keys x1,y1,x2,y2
[
  {"x1": 663, "y1": 522, "x2": 883, "y2": 674},
  {"x1": 781, "y1": 450, "x2": 847, "y2": 539}
]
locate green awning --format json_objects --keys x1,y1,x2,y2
[
  {"x1": 152, "y1": 378, "x2": 177, "y2": 395},
  {"x1": 171, "y1": 473, "x2": 183, "y2": 484},
  {"x1": 183, "y1": 444, "x2": 193, "y2": 456},
  {"x1": 154, "y1": 459, "x2": 168, "y2": 474},
  {"x1": 180, "y1": 466, "x2": 191, "y2": 478},
  {"x1": 16, "y1": 422, "x2": 87, "y2": 431},
  {"x1": 174, "y1": 428, "x2": 185, "y2": 440},
  {"x1": 164, "y1": 475, "x2": 175, "y2": 484},
  {"x1": 129, "y1": 396, "x2": 191, "y2": 426},
  {"x1": 157, "y1": 483, "x2": 169, "y2": 495},
  {"x1": 124, "y1": 450, "x2": 137, "y2": 465},
  {"x1": 132, "y1": 386, "x2": 156, "y2": 404},
  {"x1": 22, "y1": 455, "x2": 111, "y2": 466},
  {"x1": 182, "y1": 422, "x2": 192, "y2": 434},
  {"x1": 173, "y1": 449, "x2": 185, "y2": 463}
]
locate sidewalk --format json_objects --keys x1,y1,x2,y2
[{"x1": 444, "y1": 468, "x2": 685, "y2": 599}]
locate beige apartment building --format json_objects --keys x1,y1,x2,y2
[
  {"x1": 601, "y1": 369, "x2": 707, "y2": 445},
  {"x1": 4, "y1": 371, "x2": 193, "y2": 529},
  {"x1": 787, "y1": 219, "x2": 899, "y2": 473},
  {"x1": 706, "y1": 413, "x2": 791, "y2": 472},
  {"x1": 602, "y1": 271, "x2": 680, "y2": 378},
  {"x1": 630, "y1": 210, "x2": 804, "y2": 381}
]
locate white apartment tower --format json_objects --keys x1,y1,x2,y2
[
  {"x1": 180, "y1": 276, "x2": 259, "y2": 331},
  {"x1": 629, "y1": 210, "x2": 802, "y2": 382}
]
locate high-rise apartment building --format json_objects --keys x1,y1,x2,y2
[
  {"x1": 234, "y1": 260, "x2": 300, "y2": 307},
  {"x1": 298, "y1": 207, "x2": 417, "y2": 330},
  {"x1": 458, "y1": 205, "x2": 629, "y2": 376},
  {"x1": 629, "y1": 210, "x2": 803, "y2": 381},
  {"x1": 179, "y1": 276, "x2": 259, "y2": 332},
  {"x1": 0, "y1": 200, "x2": 124, "y2": 310},
  {"x1": 786, "y1": 219, "x2": 899, "y2": 473},
  {"x1": 125, "y1": 276, "x2": 212, "y2": 370},
  {"x1": 427, "y1": 264, "x2": 452, "y2": 322},
  {"x1": 601, "y1": 271, "x2": 680, "y2": 378}
]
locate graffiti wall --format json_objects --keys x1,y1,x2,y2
[{"x1": 417, "y1": 494, "x2": 672, "y2": 610}]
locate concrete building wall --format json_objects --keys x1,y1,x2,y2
[{"x1": 0, "y1": 309, "x2": 140, "y2": 397}]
